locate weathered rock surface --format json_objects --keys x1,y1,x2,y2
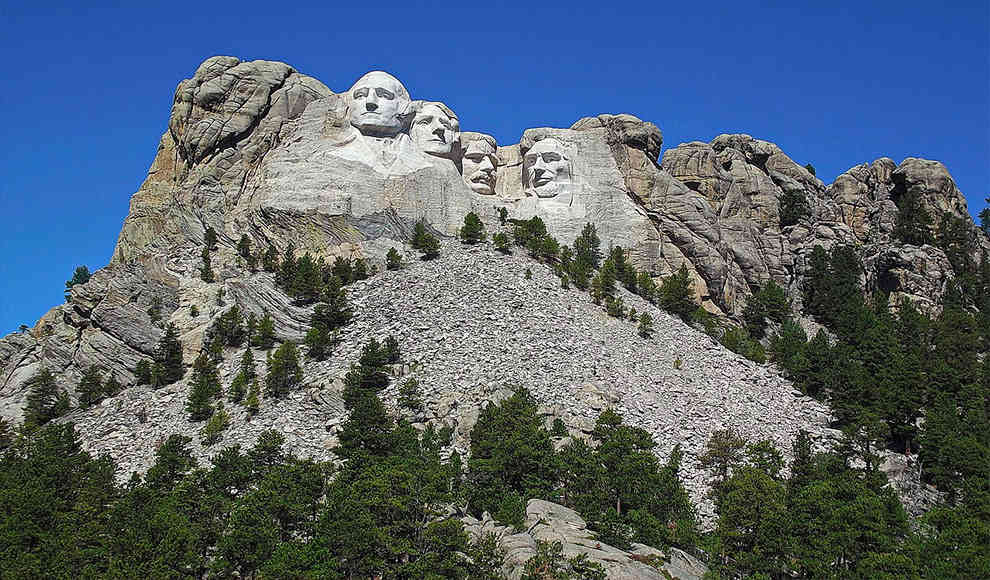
[
  {"x1": 1, "y1": 55, "x2": 986, "y2": 540},
  {"x1": 462, "y1": 499, "x2": 708, "y2": 579}
]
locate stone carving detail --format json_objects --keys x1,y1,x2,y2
[
  {"x1": 409, "y1": 101, "x2": 460, "y2": 162},
  {"x1": 348, "y1": 70, "x2": 410, "y2": 137},
  {"x1": 460, "y1": 132, "x2": 498, "y2": 195},
  {"x1": 523, "y1": 136, "x2": 573, "y2": 202}
]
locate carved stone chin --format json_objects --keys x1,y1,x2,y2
[
  {"x1": 347, "y1": 71, "x2": 410, "y2": 138},
  {"x1": 410, "y1": 101, "x2": 459, "y2": 159},
  {"x1": 523, "y1": 137, "x2": 572, "y2": 198},
  {"x1": 460, "y1": 132, "x2": 498, "y2": 195}
]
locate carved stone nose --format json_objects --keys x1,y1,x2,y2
[{"x1": 366, "y1": 102, "x2": 378, "y2": 112}]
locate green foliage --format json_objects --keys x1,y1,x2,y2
[
  {"x1": 146, "y1": 295, "x2": 162, "y2": 324},
  {"x1": 804, "y1": 163, "x2": 816, "y2": 176},
  {"x1": 551, "y1": 417, "x2": 568, "y2": 437},
  {"x1": 23, "y1": 368, "x2": 70, "y2": 430},
  {"x1": 251, "y1": 311, "x2": 276, "y2": 350},
  {"x1": 522, "y1": 540, "x2": 607, "y2": 580},
  {"x1": 561, "y1": 410, "x2": 697, "y2": 549},
  {"x1": 657, "y1": 264, "x2": 695, "y2": 321},
  {"x1": 386, "y1": 247, "x2": 402, "y2": 270},
  {"x1": 304, "y1": 326, "x2": 336, "y2": 361},
  {"x1": 742, "y1": 280, "x2": 790, "y2": 339},
  {"x1": 467, "y1": 387, "x2": 558, "y2": 526},
  {"x1": 638, "y1": 313, "x2": 654, "y2": 338},
  {"x1": 605, "y1": 296, "x2": 626, "y2": 318},
  {"x1": 153, "y1": 323, "x2": 184, "y2": 386},
  {"x1": 590, "y1": 260, "x2": 616, "y2": 304},
  {"x1": 411, "y1": 219, "x2": 430, "y2": 250},
  {"x1": 200, "y1": 245, "x2": 215, "y2": 282},
  {"x1": 200, "y1": 402, "x2": 230, "y2": 445},
  {"x1": 780, "y1": 187, "x2": 810, "y2": 227},
  {"x1": 204, "y1": 226, "x2": 218, "y2": 250},
  {"x1": 719, "y1": 325, "x2": 766, "y2": 363},
  {"x1": 262, "y1": 243, "x2": 279, "y2": 272},
  {"x1": 206, "y1": 305, "x2": 247, "y2": 349},
  {"x1": 189, "y1": 303, "x2": 199, "y2": 317},
  {"x1": 493, "y1": 231, "x2": 511, "y2": 253},
  {"x1": 573, "y1": 222, "x2": 602, "y2": 271},
  {"x1": 134, "y1": 359, "x2": 152, "y2": 385},
  {"x1": 460, "y1": 211, "x2": 486, "y2": 244},
  {"x1": 245, "y1": 379, "x2": 261, "y2": 416},
  {"x1": 77, "y1": 364, "x2": 106, "y2": 408},
  {"x1": 228, "y1": 348, "x2": 255, "y2": 403},
  {"x1": 399, "y1": 378, "x2": 423, "y2": 412},
  {"x1": 525, "y1": 268, "x2": 533, "y2": 280},
  {"x1": 265, "y1": 342, "x2": 303, "y2": 398},
  {"x1": 64, "y1": 265, "x2": 91, "y2": 300},
  {"x1": 186, "y1": 353, "x2": 221, "y2": 421},
  {"x1": 420, "y1": 233, "x2": 441, "y2": 260},
  {"x1": 636, "y1": 271, "x2": 657, "y2": 302},
  {"x1": 893, "y1": 190, "x2": 935, "y2": 246}
]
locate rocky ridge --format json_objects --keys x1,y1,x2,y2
[
  {"x1": 0, "y1": 55, "x2": 984, "y2": 533},
  {"x1": 50, "y1": 239, "x2": 832, "y2": 524}
]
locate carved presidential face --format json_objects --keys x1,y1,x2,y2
[
  {"x1": 461, "y1": 136, "x2": 497, "y2": 195},
  {"x1": 410, "y1": 103, "x2": 459, "y2": 157},
  {"x1": 347, "y1": 71, "x2": 410, "y2": 137},
  {"x1": 524, "y1": 138, "x2": 571, "y2": 197}
]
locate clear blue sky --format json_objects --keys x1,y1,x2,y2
[{"x1": 1, "y1": 0, "x2": 987, "y2": 334}]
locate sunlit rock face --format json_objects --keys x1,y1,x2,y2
[{"x1": 2, "y1": 55, "x2": 987, "y2": 440}]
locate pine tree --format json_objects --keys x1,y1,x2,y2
[
  {"x1": 801, "y1": 245, "x2": 831, "y2": 318},
  {"x1": 411, "y1": 220, "x2": 429, "y2": 249},
  {"x1": 245, "y1": 379, "x2": 261, "y2": 416},
  {"x1": 77, "y1": 365, "x2": 105, "y2": 408},
  {"x1": 780, "y1": 188, "x2": 810, "y2": 227},
  {"x1": 23, "y1": 368, "x2": 69, "y2": 429},
  {"x1": 420, "y1": 233, "x2": 441, "y2": 260},
  {"x1": 573, "y1": 222, "x2": 602, "y2": 270},
  {"x1": 698, "y1": 428, "x2": 747, "y2": 495},
  {"x1": 252, "y1": 312, "x2": 276, "y2": 350},
  {"x1": 155, "y1": 323, "x2": 184, "y2": 385},
  {"x1": 493, "y1": 232, "x2": 511, "y2": 253},
  {"x1": 134, "y1": 359, "x2": 152, "y2": 385},
  {"x1": 204, "y1": 226, "x2": 218, "y2": 250},
  {"x1": 186, "y1": 353, "x2": 221, "y2": 421},
  {"x1": 638, "y1": 313, "x2": 654, "y2": 338},
  {"x1": 636, "y1": 271, "x2": 656, "y2": 302},
  {"x1": 383, "y1": 335, "x2": 401, "y2": 364},
  {"x1": 893, "y1": 189, "x2": 934, "y2": 245},
  {"x1": 314, "y1": 276, "x2": 352, "y2": 331},
  {"x1": 399, "y1": 378, "x2": 423, "y2": 412},
  {"x1": 336, "y1": 340, "x2": 395, "y2": 461},
  {"x1": 352, "y1": 258, "x2": 369, "y2": 281},
  {"x1": 304, "y1": 326, "x2": 335, "y2": 361},
  {"x1": 229, "y1": 348, "x2": 256, "y2": 403},
  {"x1": 262, "y1": 244, "x2": 279, "y2": 273},
  {"x1": 386, "y1": 247, "x2": 402, "y2": 270},
  {"x1": 291, "y1": 253, "x2": 322, "y2": 304},
  {"x1": 200, "y1": 246, "x2": 215, "y2": 282},
  {"x1": 265, "y1": 343, "x2": 303, "y2": 398},
  {"x1": 200, "y1": 402, "x2": 230, "y2": 445},
  {"x1": 64, "y1": 265, "x2": 91, "y2": 300},
  {"x1": 657, "y1": 264, "x2": 695, "y2": 321},
  {"x1": 103, "y1": 374, "x2": 122, "y2": 397},
  {"x1": 460, "y1": 212, "x2": 486, "y2": 244}
]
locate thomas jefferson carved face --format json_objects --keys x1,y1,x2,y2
[
  {"x1": 461, "y1": 134, "x2": 497, "y2": 195},
  {"x1": 410, "y1": 102, "x2": 459, "y2": 158},
  {"x1": 347, "y1": 71, "x2": 410, "y2": 137},
  {"x1": 523, "y1": 137, "x2": 571, "y2": 197}
]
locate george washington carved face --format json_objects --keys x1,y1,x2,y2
[{"x1": 347, "y1": 71, "x2": 410, "y2": 138}]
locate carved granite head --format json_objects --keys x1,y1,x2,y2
[
  {"x1": 409, "y1": 101, "x2": 460, "y2": 158},
  {"x1": 347, "y1": 71, "x2": 411, "y2": 138},
  {"x1": 460, "y1": 132, "x2": 498, "y2": 195},
  {"x1": 523, "y1": 137, "x2": 571, "y2": 198}
]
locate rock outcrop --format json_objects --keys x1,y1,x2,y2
[
  {"x1": 462, "y1": 499, "x2": 708, "y2": 579},
  {"x1": 1, "y1": 56, "x2": 986, "y2": 545}
]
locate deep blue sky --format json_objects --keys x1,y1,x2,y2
[{"x1": 1, "y1": 1, "x2": 987, "y2": 334}]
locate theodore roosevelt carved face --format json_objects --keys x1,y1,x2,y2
[
  {"x1": 347, "y1": 71, "x2": 410, "y2": 138},
  {"x1": 460, "y1": 133, "x2": 498, "y2": 195},
  {"x1": 523, "y1": 137, "x2": 571, "y2": 198},
  {"x1": 409, "y1": 101, "x2": 459, "y2": 158}
]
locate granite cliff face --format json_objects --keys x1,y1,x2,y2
[{"x1": 1, "y1": 57, "x2": 985, "y2": 530}]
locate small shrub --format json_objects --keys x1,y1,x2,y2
[
  {"x1": 189, "y1": 304, "x2": 199, "y2": 317},
  {"x1": 628, "y1": 307, "x2": 638, "y2": 322},
  {"x1": 386, "y1": 247, "x2": 402, "y2": 270},
  {"x1": 460, "y1": 212, "x2": 486, "y2": 244},
  {"x1": 524, "y1": 268, "x2": 532, "y2": 280},
  {"x1": 147, "y1": 296, "x2": 162, "y2": 324},
  {"x1": 399, "y1": 378, "x2": 423, "y2": 412},
  {"x1": 200, "y1": 402, "x2": 230, "y2": 446},
  {"x1": 493, "y1": 232, "x2": 511, "y2": 253},
  {"x1": 606, "y1": 296, "x2": 626, "y2": 319},
  {"x1": 551, "y1": 418, "x2": 568, "y2": 437},
  {"x1": 638, "y1": 313, "x2": 654, "y2": 338},
  {"x1": 674, "y1": 356, "x2": 682, "y2": 369},
  {"x1": 420, "y1": 234, "x2": 441, "y2": 260}
]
